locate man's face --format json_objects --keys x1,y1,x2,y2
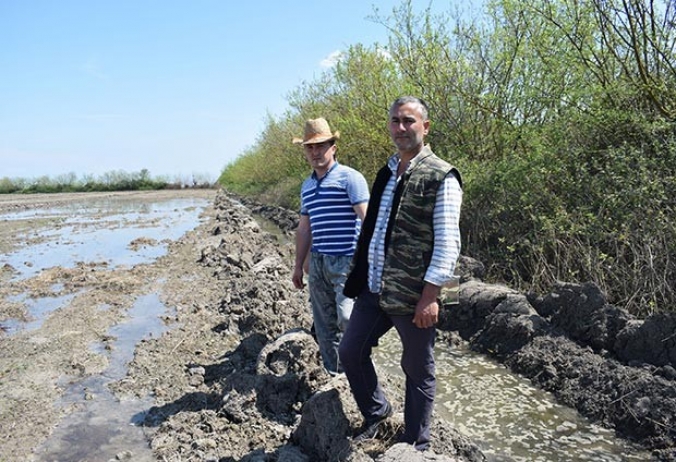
[
  {"x1": 388, "y1": 102, "x2": 429, "y2": 156},
  {"x1": 303, "y1": 141, "x2": 335, "y2": 172}
]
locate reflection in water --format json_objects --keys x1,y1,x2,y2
[
  {"x1": 374, "y1": 330, "x2": 649, "y2": 461},
  {"x1": 3, "y1": 292, "x2": 77, "y2": 333}
]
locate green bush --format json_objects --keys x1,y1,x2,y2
[{"x1": 218, "y1": 0, "x2": 676, "y2": 315}]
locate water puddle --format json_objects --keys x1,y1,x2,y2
[
  {"x1": 1, "y1": 196, "x2": 209, "y2": 281},
  {"x1": 3, "y1": 292, "x2": 77, "y2": 333},
  {"x1": 34, "y1": 293, "x2": 172, "y2": 462},
  {"x1": 374, "y1": 331, "x2": 650, "y2": 461}
]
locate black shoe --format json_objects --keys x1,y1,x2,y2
[{"x1": 352, "y1": 403, "x2": 393, "y2": 443}]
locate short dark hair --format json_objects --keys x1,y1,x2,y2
[{"x1": 391, "y1": 96, "x2": 429, "y2": 120}]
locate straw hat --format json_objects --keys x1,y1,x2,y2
[{"x1": 292, "y1": 118, "x2": 340, "y2": 145}]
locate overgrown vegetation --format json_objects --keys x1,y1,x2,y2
[
  {"x1": 0, "y1": 169, "x2": 215, "y2": 194},
  {"x1": 219, "y1": 0, "x2": 676, "y2": 317}
]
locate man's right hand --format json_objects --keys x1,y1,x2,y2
[{"x1": 292, "y1": 266, "x2": 305, "y2": 289}]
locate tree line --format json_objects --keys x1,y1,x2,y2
[
  {"x1": 1, "y1": 169, "x2": 215, "y2": 194},
  {"x1": 219, "y1": 0, "x2": 676, "y2": 317}
]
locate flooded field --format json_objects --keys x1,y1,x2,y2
[{"x1": 0, "y1": 190, "x2": 214, "y2": 461}]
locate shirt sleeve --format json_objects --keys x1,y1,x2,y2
[
  {"x1": 299, "y1": 178, "x2": 310, "y2": 215},
  {"x1": 300, "y1": 199, "x2": 309, "y2": 216},
  {"x1": 424, "y1": 173, "x2": 463, "y2": 287},
  {"x1": 346, "y1": 170, "x2": 370, "y2": 205}
]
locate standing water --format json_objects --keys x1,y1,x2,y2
[
  {"x1": 0, "y1": 191, "x2": 212, "y2": 461},
  {"x1": 374, "y1": 330, "x2": 650, "y2": 461}
]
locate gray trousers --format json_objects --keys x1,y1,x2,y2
[{"x1": 308, "y1": 252, "x2": 354, "y2": 374}]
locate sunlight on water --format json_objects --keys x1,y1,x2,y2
[{"x1": 4, "y1": 292, "x2": 77, "y2": 333}]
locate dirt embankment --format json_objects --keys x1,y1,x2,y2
[{"x1": 110, "y1": 190, "x2": 485, "y2": 462}]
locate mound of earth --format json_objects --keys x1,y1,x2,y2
[{"x1": 111, "y1": 190, "x2": 486, "y2": 461}]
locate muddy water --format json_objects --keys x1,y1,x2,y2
[
  {"x1": 1, "y1": 195, "x2": 650, "y2": 461},
  {"x1": 35, "y1": 294, "x2": 169, "y2": 462},
  {"x1": 375, "y1": 332, "x2": 649, "y2": 461}
]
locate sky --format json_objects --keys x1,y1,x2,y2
[{"x1": 0, "y1": 0, "x2": 450, "y2": 182}]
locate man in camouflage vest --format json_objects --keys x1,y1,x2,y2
[{"x1": 339, "y1": 96, "x2": 463, "y2": 450}]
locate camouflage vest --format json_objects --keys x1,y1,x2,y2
[
  {"x1": 343, "y1": 147, "x2": 461, "y2": 315},
  {"x1": 380, "y1": 149, "x2": 457, "y2": 314}
]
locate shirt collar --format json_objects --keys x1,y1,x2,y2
[
  {"x1": 387, "y1": 145, "x2": 432, "y2": 175},
  {"x1": 312, "y1": 160, "x2": 339, "y2": 182}
]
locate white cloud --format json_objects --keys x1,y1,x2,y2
[
  {"x1": 375, "y1": 45, "x2": 392, "y2": 61},
  {"x1": 319, "y1": 45, "x2": 392, "y2": 69},
  {"x1": 320, "y1": 50, "x2": 344, "y2": 68}
]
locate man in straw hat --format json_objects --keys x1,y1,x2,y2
[
  {"x1": 339, "y1": 96, "x2": 463, "y2": 450},
  {"x1": 292, "y1": 117, "x2": 369, "y2": 375}
]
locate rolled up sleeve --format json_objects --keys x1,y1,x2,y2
[{"x1": 424, "y1": 173, "x2": 463, "y2": 287}]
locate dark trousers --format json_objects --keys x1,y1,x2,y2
[{"x1": 338, "y1": 290, "x2": 436, "y2": 448}]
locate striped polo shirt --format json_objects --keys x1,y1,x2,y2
[{"x1": 300, "y1": 162, "x2": 369, "y2": 256}]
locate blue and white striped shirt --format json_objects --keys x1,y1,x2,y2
[
  {"x1": 367, "y1": 153, "x2": 463, "y2": 293},
  {"x1": 300, "y1": 162, "x2": 370, "y2": 256}
]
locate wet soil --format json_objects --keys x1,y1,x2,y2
[
  {"x1": 0, "y1": 190, "x2": 219, "y2": 461},
  {"x1": 1, "y1": 189, "x2": 674, "y2": 462}
]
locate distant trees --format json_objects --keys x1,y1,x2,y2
[
  {"x1": 219, "y1": 0, "x2": 676, "y2": 316},
  {"x1": 0, "y1": 169, "x2": 216, "y2": 194}
]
